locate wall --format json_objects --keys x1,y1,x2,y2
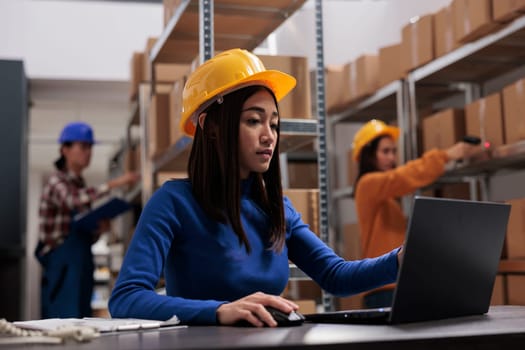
[{"x1": 0, "y1": 0, "x2": 163, "y2": 80}]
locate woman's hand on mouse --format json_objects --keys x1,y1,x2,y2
[{"x1": 216, "y1": 292, "x2": 298, "y2": 327}]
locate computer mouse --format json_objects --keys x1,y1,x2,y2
[
  {"x1": 264, "y1": 306, "x2": 305, "y2": 327},
  {"x1": 233, "y1": 306, "x2": 305, "y2": 327}
]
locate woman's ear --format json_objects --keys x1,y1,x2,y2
[{"x1": 198, "y1": 113, "x2": 207, "y2": 130}]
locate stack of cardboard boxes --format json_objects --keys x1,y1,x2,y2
[{"x1": 324, "y1": 0, "x2": 525, "y2": 114}]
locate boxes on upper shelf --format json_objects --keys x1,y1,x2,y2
[
  {"x1": 129, "y1": 52, "x2": 146, "y2": 101},
  {"x1": 502, "y1": 78, "x2": 525, "y2": 145},
  {"x1": 465, "y1": 93, "x2": 505, "y2": 148},
  {"x1": 169, "y1": 77, "x2": 186, "y2": 145},
  {"x1": 258, "y1": 55, "x2": 312, "y2": 119},
  {"x1": 401, "y1": 14, "x2": 434, "y2": 72},
  {"x1": 421, "y1": 108, "x2": 466, "y2": 153},
  {"x1": 163, "y1": 0, "x2": 183, "y2": 27},
  {"x1": 143, "y1": 37, "x2": 191, "y2": 83},
  {"x1": 378, "y1": 43, "x2": 404, "y2": 88},
  {"x1": 324, "y1": 64, "x2": 351, "y2": 113},
  {"x1": 452, "y1": 0, "x2": 502, "y2": 43},
  {"x1": 492, "y1": 0, "x2": 525, "y2": 23},
  {"x1": 434, "y1": 5, "x2": 459, "y2": 58},
  {"x1": 349, "y1": 54, "x2": 380, "y2": 102},
  {"x1": 148, "y1": 92, "x2": 172, "y2": 159}
]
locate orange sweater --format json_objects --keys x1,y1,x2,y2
[{"x1": 354, "y1": 149, "x2": 448, "y2": 292}]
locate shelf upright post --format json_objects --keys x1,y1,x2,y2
[
  {"x1": 406, "y1": 76, "x2": 418, "y2": 162},
  {"x1": 314, "y1": 0, "x2": 334, "y2": 312},
  {"x1": 199, "y1": 0, "x2": 214, "y2": 64},
  {"x1": 139, "y1": 84, "x2": 153, "y2": 205},
  {"x1": 399, "y1": 79, "x2": 413, "y2": 214}
]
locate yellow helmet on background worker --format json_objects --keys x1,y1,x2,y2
[
  {"x1": 352, "y1": 119, "x2": 400, "y2": 161},
  {"x1": 181, "y1": 48, "x2": 297, "y2": 136}
]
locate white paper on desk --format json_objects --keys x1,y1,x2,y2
[{"x1": 14, "y1": 316, "x2": 181, "y2": 333}]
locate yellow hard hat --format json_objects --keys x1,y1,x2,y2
[
  {"x1": 181, "y1": 48, "x2": 297, "y2": 136},
  {"x1": 352, "y1": 119, "x2": 400, "y2": 161}
]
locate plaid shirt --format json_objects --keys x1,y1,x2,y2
[{"x1": 37, "y1": 170, "x2": 109, "y2": 256}]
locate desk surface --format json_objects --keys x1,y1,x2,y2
[{"x1": 17, "y1": 306, "x2": 525, "y2": 350}]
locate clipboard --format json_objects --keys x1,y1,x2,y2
[{"x1": 73, "y1": 197, "x2": 131, "y2": 232}]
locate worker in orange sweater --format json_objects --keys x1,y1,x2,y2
[{"x1": 352, "y1": 119, "x2": 481, "y2": 308}]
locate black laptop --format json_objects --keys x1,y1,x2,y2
[{"x1": 304, "y1": 196, "x2": 510, "y2": 325}]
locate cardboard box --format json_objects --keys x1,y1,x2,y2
[
  {"x1": 169, "y1": 77, "x2": 186, "y2": 145},
  {"x1": 347, "y1": 150, "x2": 358, "y2": 187},
  {"x1": 124, "y1": 145, "x2": 141, "y2": 173},
  {"x1": 283, "y1": 189, "x2": 319, "y2": 235},
  {"x1": 341, "y1": 223, "x2": 361, "y2": 261},
  {"x1": 143, "y1": 37, "x2": 158, "y2": 82},
  {"x1": 259, "y1": 55, "x2": 312, "y2": 119},
  {"x1": 502, "y1": 78, "x2": 525, "y2": 145},
  {"x1": 287, "y1": 162, "x2": 318, "y2": 189},
  {"x1": 507, "y1": 275, "x2": 525, "y2": 305},
  {"x1": 378, "y1": 43, "x2": 405, "y2": 87},
  {"x1": 163, "y1": 0, "x2": 183, "y2": 27},
  {"x1": 155, "y1": 63, "x2": 190, "y2": 83},
  {"x1": 129, "y1": 52, "x2": 145, "y2": 101},
  {"x1": 336, "y1": 293, "x2": 365, "y2": 310},
  {"x1": 421, "y1": 108, "x2": 465, "y2": 152},
  {"x1": 491, "y1": 274, "x2": 506, "y2": 305},
  {"x1": 295, "y1": 300, "x2": 317, "y2": 314},
  {"x1": 505, "y1": 199, "x2": 525, "y2": 258},
  {"x1": 434, "y1": 6, "x2": 460, "y2": 58},
  {"x1": 435, "y1": 183, "x2": 471, "y2": 200},
  {"x1": 465, "y1": 93, "x2": 505, "y2": 148},
  {"x1": 349, "y1": 54, "x2": 380, "y2": 102},
  {"x1": 452, "y1": 0, "x2": 501, "y2": 43},
  {"x1": 148, "y1": 93, "x2": 172, "y2": 159},
  {"x1": 402, "y1": 14, "x2": 434, "y2": 72},
  {"x1": 156, "y1": 171, "x2": 187, "y2": 186},
  {"x1": 288, "y1": 280, "x2": 321, "y2": 301},
  {"x1": 324, "y1": 64, "x2": 351, "y2": 113},
  {"x1": 492, "y1": 0, "x2": 525, "y2": 22}
]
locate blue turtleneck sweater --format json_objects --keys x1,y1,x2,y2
[{"x1": 109, "y1": 178, "x2": 399, "y2": 324}]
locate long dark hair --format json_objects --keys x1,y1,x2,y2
[
  {"x1": 187, "y1": 85, "x2": 286, "y2": 253},
  {"x1": 351, "y1": 135, "x2": 386, "y2": 197},
  {"x1": 54, "y1": 142, "x2": 73, "y2": 171}
]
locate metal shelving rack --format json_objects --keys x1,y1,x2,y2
[{"x1": 326, "y1": 14, "x2": 525, "y2": 289}]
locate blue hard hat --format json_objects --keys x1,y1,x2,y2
[{"x1": 58, "y1": 121, "x2": 96, "y2": 144}]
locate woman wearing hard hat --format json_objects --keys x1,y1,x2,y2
[
  {"x1": 352, "y1": 119, "x2": 480, "y2": 308},
  {"x1": 36, "y1": 121, "x2": 140, "y2": 318},
  {"x1": 109, "y1": 49, "x2": 402, "y2": 327}
]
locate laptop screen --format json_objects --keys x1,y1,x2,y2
[{"x1": 389, "y1": 196, "x2": 509, "y2": 324}]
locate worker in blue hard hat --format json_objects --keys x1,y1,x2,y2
[{"x1": 35, "y1": 121, "x2": 140, "y2": 318}]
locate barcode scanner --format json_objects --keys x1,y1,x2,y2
[
  {"x1": 463, "y1": 135, "x2": 491, "y2": 149},
  {"x1": 462, "y1": 135, "x2": 481, "y2": 145}
]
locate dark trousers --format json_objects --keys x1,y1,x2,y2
[{"x1": 38, "y1": 230, "x2": 94, "y2": 318}]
